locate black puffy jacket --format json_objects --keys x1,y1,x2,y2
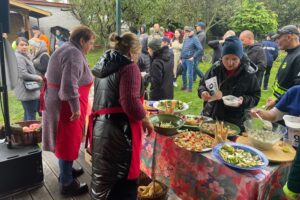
[
  {"x1": 149, "y1": 46, "x2": 174, "y2": 100},
  {"x1": 90, "y1": 49, "x2": 142, "y2": 199},
  {"x1": 198, "y1": 55, "x2": 261, "y2": 130}
]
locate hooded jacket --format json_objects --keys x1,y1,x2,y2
[
  {"x1": 32, "y1": 45, "x2": 49, "y2": 76},
  {"x1": 149, "y1": 46, "x2": 174, "y2": 100},
  {"x1": 198, "y1": 55, "x2": 261, "y2": 130},
  {"x1": 137, "y1": 36, "x2": 151, "y2": 73},
  {"x1": 244, "y1": 43, "x2": 267, "y2": 71},
  {"x1": 91, "y1": 49, "x2": 145, "y2": 199}
]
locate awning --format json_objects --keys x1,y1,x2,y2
[{"x1": 10, "y1": 0, "x2": 51, "y2": 18}]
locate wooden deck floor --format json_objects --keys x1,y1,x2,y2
[{"x1": 1, "y1": 146, "x2": 92, "y2": 200}]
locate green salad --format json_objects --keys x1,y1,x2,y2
[
  {"x1": 219, "y1": 144, "x2": 264, "y2": 167},
  {"x1": 157, "y1": 122, "x2": 175, "y2": 128},
  {"x1": 157, "y1": 100, "x2": 184, "y2": 111}
]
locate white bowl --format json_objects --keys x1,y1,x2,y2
[
  {"x1": 222, "y1": 95, "x2": 240, "y2": 107},
  {"x1": 244, "y1": 119, "x2": 287, "y2": 150},
  {"x1": 283, "y1": 115, "x2": 300, "y2": 129}
]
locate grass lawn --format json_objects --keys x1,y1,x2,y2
[{"x1": 0, "y1": 48, "x2": 285, "y2": 123}]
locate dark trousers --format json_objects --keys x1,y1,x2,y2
[
  {"x1": 256, "y1": 70, "x2": 265, "y2": 89},
  {"x1": 108, "y1": 179, "x2": 137, "y2": 200},
  {"x1": 263, "y1": 65, "x2": 272, "y2": 89},
  {"x1": 21, "y1": 100, "x2": 39, "y2": 121},
  {"x1": 58, "y1": 159, "x2": 73, "y2": 185}
]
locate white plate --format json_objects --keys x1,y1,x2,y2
[{"x1": 153, "y1": 100, "x2": 189, "y2": 112}]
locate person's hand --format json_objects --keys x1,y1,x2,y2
[
  {"x1": 37, "y1": 76, "x2": 43, "y2": 82},
  {"x1": 70, "y1": 111, "x2": 80, "y2": 121},
  {"x1": 141, "y1": 72, "x2": 147, "y2": 78},
  {"x1": 266, "y1": 97, "x2": 276, "y2": 110},
  {"x1": 238, "y1": 96, "x2": 243, "y2": 106},
  {"x1": 250, "y1": 108, "x2": 269, "y2": 120},
  {"x1": 214, "y1": 90, "x2": 223, "y2": 100},
  {"x1": 201, "y1": 91, "x2": 211, "y2": 101},
  {"x1": 142, "y1": 116, "x2": 154, "y2": 136},
  {"x1": 188, "y1": 57, "x2": 194, "y2": 61},
  {"x1": 219, "y1": 40, "x2": 225, "y2": 44},
  {"x1": 179, "y1": 60, "x2": 182, "y2": 64},
  {"x1": 250, "y1": 108, "x2": 261, "y2": 118}
]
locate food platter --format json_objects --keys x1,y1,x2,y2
[
  {"x1": 236, "y1": 136, "x2": 296, "y2": 163},
  {"x1": 212, "y1": 142, "x2": 269, "y2": 170},
  {"x1": 153, "y1": 100, "x2": 189, "y2": 113},
  {"x1": 200, "y1": 121, "x2": 240, "y2": 137},
  {"x1": 173, "y1": 131, "x2": 215, "y2": 152},
  {"x1": 181, "y1": 115, "x2": 213, "y2": 130}
]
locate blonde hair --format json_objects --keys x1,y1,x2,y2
[
  {"x1": 109, "y1": 32, "x2": 141, "y2": 56},
  {"x1": 223, "y1": 30, "x2": 236, "y2": 39}
]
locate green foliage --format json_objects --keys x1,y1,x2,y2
[
  {"x1": 261, "y1": 0, "x2": 300, "y2": 27},
  {"x1": 229, "y1": 1, "x2": 278, "y2": 35},
  {"x1": 69, "y1": 0, "x2": 116, "y2": 46}
]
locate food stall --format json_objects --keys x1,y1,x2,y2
[{"x1": 139, "y1": 99, "x2": 296, "y2": 200}]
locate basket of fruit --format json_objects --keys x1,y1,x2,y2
[
  {"x1": 10, "y1": 120, "x2": 42, "y2": 145},
  {"x1": 138, "y1": 171, "x2": 168, "y2": 200}
]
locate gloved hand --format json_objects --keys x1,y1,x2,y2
[{"x1": 283, "y1": 182, "x2": 300, "y2": 200}]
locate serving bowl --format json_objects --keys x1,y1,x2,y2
[
  {"x1": 244, "y1": 119, "x2": 287, "y2": 150},
  {"x1": 149, "y1": 114, "x2": 184, "y2": 136}
]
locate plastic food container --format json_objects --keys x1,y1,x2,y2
[
  {"x1": 283, "y1": 115, "x2": 300, "y2": 147},
  {"x1": 244, "y1": 119, "x2": 287, "y2": 150},
  {"x1": 222, "y1": 95, "x2": 240, "y2": 107}
]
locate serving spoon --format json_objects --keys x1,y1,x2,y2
[{"x1": 256, "y1": 113, "x2": 273, "y2": 130}]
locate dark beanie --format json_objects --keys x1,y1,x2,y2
[
  {"x1": 221, "y1": 36, "x2": 243, "y2": 59},
  {"x1": 148, "y1": 38, "x2": 162, "y2": 51}
]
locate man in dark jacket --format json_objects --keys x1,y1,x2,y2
[
  {"x1": 267, "y1": 25, "x2": 300, "y2": 109},
  {"x1": 148, "y1": 38, "x2": 174, "y2": 100},
  {"x1": 240, "y1": 30, "x2": 267, "y2": 88},
  {"x1": 198, "y1": 36, "x2": 260, "y2": 130},
  {"x1": 181, "y1": 26, "x2": 203, "y2": 92},
  {"x1": 261, "y1": 33, "x2": 279, "y2": 91}
]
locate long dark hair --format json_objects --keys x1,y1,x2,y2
[{"x1": 172, "y1": 29, "x2": 183, "y2": 43}]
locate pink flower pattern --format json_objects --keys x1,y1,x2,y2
[
  {"x1": 209, "y1": 181, "x2": 225, "y2": 195},
  {"x1": 140, "y1": 134, "x2": 292, "y2": 200}
]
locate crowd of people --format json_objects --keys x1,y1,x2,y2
[{"x1": 2, "y1": 21, "x2": 300, "y2": 199}]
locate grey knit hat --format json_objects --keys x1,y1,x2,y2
[{"x1": 148, "y1": 38, "x2": 162, "y2": 51}]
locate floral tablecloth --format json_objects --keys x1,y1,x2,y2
[{"x1": 140, "y1": 133, "x2": 292, "y2": 200}]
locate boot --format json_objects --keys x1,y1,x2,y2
[
  {"x1": 60, "y1": 179, "x2": 88, "y2": 196},
  {"x1": 58, "y1": 167, "x2": 84, "y2": 182},
  {"x1": 72, "y1": 167, "x2": 84, "y2": 178}
]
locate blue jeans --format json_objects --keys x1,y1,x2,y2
[
  {"x1": 21, "y1": 100, "x2": 39, "y2": 121},
  {"x1": 193, "y1": 58, "x2": 204, "y2": 81},
  {"x1": 59, "y1": 159, "x2": 73, "y2": 185},
  {"x1": 182, "y1": 59, "x2": 194, "y2": 90}
]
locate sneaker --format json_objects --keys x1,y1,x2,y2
[
  {"x1": 173, "y1": 82, "x2": 178, "y2": 87},
  {"x1": 180, "y1": 87, "x2": 187, "y2": 91}
]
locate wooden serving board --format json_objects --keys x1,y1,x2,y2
[{"x1": 236, "y1": 136, "x2": 296, "y2": 163}]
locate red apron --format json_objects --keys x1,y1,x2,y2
[
  {"x1": 40, "y1": 78, "x2": 93, "y2": 161},
  {"x1": 86, "y1": 98, "x2": 144, "y2": 180}
]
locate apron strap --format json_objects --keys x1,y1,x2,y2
[
  {"x1": 39, "y1": 78, "x2": 60, "y2": 112},
  {"x1": 85, "y1": 107, "x2": 124, "y2": 150}
]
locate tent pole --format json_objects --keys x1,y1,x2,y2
[{"x1": 0, "y1": 23, "x2": 12, "y2": 149}]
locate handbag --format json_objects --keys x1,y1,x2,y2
[{"x1": 24, "y1": 81, "x2": 40, "y2": 91}]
